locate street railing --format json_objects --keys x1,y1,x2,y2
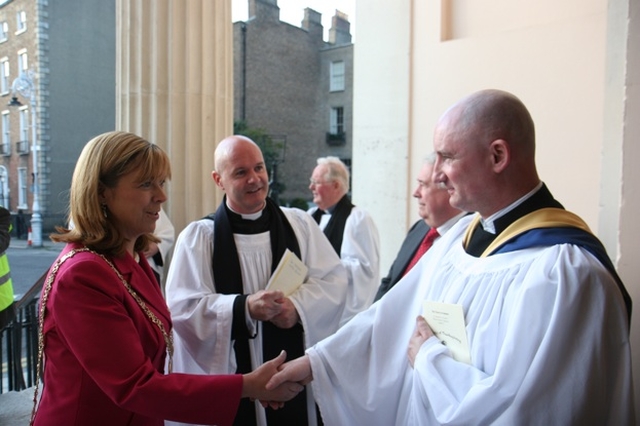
[{"x1": 0, "y1": 271, "x2": 45, "y2": 393}]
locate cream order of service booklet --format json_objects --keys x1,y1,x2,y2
[
  {"x1": 265, "y1": 248, "x2": 308, "y2": 297},
  {"x1": 422, "y1": 301, "x2": 471, "y2": 364}
]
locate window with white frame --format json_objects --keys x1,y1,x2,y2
[
  {"x1": 330, "y1": 61, "x2": 345, "y2": 92},
  {"x1": 18, "y1": 49, "x2": 27, "y2": 72},
  {"x1": 19, "y1": 107, "x2": 29, "y2": 141},
  {"x1": 0, "y1": 22, "x2": 8, "y2": 41},
  {"x1": 16, "y1": 11, "x2": 26, "y2": 33},
  {"x1": 1, "y1": 112, "x2": 10, "y2": 156},
  {"x1": 16, "y1": 107, "x2": 29, "y2": 154},
  {"x1": 0, "y1": 58, "x2": 9, "y2": 93},
  {"x1": 0, "y1": 165, "x2": 8, "y2": 209},
  {"x1": 18, "y1": 166, "x2": 27, "y2": 208},
  {"x1": 330, "y1": 107, "x2": 344, "y2": 135}
]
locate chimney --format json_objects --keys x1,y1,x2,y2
[
  {"x1": 329, "y1": 10, "x2": 352, "y2": 45},
  {"x1": 248, "y1": 0, "x2": 280, "y2": 22},
  {"x1": 301, "y1": 8, "x2": 323, "y2": 41}
]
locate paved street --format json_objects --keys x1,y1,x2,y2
[{"x1": 6, "y1": 239, "x2": 64, "y2": 299}]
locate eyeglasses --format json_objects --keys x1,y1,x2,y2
[{"x1": 309, "y1": 178, "x2": 332, "y2": 186}]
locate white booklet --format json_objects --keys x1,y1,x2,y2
[
  {"x1": 422, "y1": 301, "x2": 471, "y2": 364},
  {"x1": 265, "y1": 248, "x2": 308, "y2": 297}
]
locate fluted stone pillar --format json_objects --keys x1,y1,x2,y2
[{"x1": 116, "y1": 0, "x2": 233, "y2": 231}]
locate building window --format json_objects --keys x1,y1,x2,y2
[
  {"x1": 17, "y1": 107, "x2": 29, "y2": 154},
  {"x1": 0, "y1": 58, "x2": 9, "y2": 94},
  {"x1": 0, "y1": 165, "x2": 8, "y2": 209},
  {"x1": 18, "y1": 49, "x2": 27, "y2": 72},
  {"x1": 1, "y1": 112, "x2": 10, "y2": 156},
  {"x1": 330, "y1": 61, "x2": 345, "y2": 92},
  {"x1": 19, "y1": 107, "x2": 29, "y2": 140},
  {"x1": 18, "y1": 166, "x2": 27, "y2": 209},
  {"x1": 0, "y1": 22, "x2": 8, "y2": 42},
  {"x1": 330, "y1": 107, "x2": 344, "y2": 134},
  {"x1": 327, "y1": 107, "x2": 346, "y2": 146},
  {"x1": 16, "y1": 11, "x2": 26, "y2": 33}
]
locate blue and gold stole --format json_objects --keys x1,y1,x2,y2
[{"x1": 463, "y1": 208, "x2": 632, "y2": 326}]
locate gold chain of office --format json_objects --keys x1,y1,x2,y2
[{"x1": 30, "y1": 247, "x2": 174, "y2": 425}]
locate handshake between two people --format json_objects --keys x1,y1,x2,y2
[
  {"x1": 242, "y1": 351, "x2": 313, "y2": 409},
  {"x1": 242, "y1": 289, "x2": 312, "y2": 408},
  {"x1": 242, "y1": 313, "x2": 435, "y2": 409}
]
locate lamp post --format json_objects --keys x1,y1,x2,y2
[{"x1": 8, "y1": 69, "x2": 41, "y2": 247}]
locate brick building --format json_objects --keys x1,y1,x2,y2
[
  {"x1": 0, "y1": 0, "x2": 115, "y2": 238},
  {"x1": 233, "y1": 0, "x2": 353, "y2": 203}
]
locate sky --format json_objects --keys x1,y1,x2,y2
[{"x1": 232, "y1": 0, "x2": 356, "y2": 41}]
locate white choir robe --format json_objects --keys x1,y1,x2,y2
[
  {"x1": 307, "y1": 215, "x2": 634, "y2": 425},
  {"x1": 147, "y1": 208, "x2": 174, "y2": 280},
  {"x1": 309, "y1": 206, "x2": 381, "y2": 326},
  {"x1": 165, "y1": 208, "x2": 348, "y2": 426}
]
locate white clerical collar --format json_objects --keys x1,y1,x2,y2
[
  {"x1": 226, "y1": 200, "x2": 266, "y2": 221},
  {"x1": 318, "y1": 204, "x2": 336, "y2": 215},
  {"x1": 479, "y1": 181, "x2": 543, "y2": 234},
  {"x1": 435, "y1": 212, "x2": 468, "y2": 236}
]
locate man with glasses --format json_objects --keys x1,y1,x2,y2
[
  {"x1": 374, "y1": 153, "x2": 465, "y2": 301},
  {"x1": 308, "y1": 156, "x2": 380, "y2": 326},
  {"x1": 268, "y1": 90, "x2": 633, "y2": 425}
]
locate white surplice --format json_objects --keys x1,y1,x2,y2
[
  {"x1": 308, "y1": 215, "x2": 634, "y2": 425},
  {"x1": 148, "y1": 208, "x2": 174, "y2": 280},
  {"x1": 309, "y1": 206, "x2": 381, "y2": 326},
  {"x1": 165, "y1": 207, "x2": 348, "y2": 426}
]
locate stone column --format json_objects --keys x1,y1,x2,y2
[{"x1": 116, "y1": 0, "x2": 233, "y2": 231}]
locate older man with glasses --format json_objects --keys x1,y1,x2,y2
[{"x1": 308, "y1": 156, "x2": 380, "y2": 327}]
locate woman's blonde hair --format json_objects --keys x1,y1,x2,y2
[{"x1": 51, "y1": 131, "x2": 171, "y2": 256}]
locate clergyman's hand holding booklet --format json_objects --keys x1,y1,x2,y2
[
  {"x1": 265, "y1": 249, "x2": 308, "y2": 297},
  {"x1": 422, "y1": 301, "x2": 471, "y2": 364}
]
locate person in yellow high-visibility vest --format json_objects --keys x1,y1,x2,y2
[{"x1": 0, "y1": 206, "x2": 14, "y2": 330}]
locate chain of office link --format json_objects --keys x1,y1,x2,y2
[{"x1": 30, "y1": 247, "x2": 173, "y2": 425}]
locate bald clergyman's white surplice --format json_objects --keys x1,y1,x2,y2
[{"x1": 166, "y1": 208, "x2": 348, "y2": 426}]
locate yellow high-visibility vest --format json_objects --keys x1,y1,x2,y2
[
  {"x1": 0, "y1": 222, "x2": 14, "y2": 328},
  {"x1": 0, "y1": 251, "x2": 12, "y2": 312}
]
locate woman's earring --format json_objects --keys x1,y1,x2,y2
[{"x1": 101, "y1": 204, "x2": 108, "y2": 218}]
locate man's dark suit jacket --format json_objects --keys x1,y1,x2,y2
[{"x1": 374, "y1": 220, "x2": 429, "y2": 302}]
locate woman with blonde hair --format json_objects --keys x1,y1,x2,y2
[{"x1": 32, "y1": 131, "x2": 301, "y2": 425}]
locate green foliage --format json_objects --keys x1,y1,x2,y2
[
  {"x1": 234, "y1": 121, "x2": 284, "y2": 173},
  {"x1": 287, "y1": 198, "x2": 310, "y2": 210},
  {"x1": 234, "y1": 121, "x2": 287, "y2": 198}
]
